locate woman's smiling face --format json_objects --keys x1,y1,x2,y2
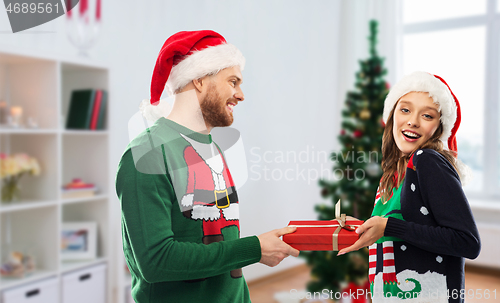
[{"x1": 392, "y1": 92, "x2": 441, "y2": 156}]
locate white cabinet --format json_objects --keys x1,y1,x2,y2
[
  {"x1": 62, "y1": 264, "x2": 106, "y2": 303},
  {"x1": 2, "y1": 277, "x2": 58, "y2": 303},
  {"x1": 0, "y1": 49, "x2": 111, "y2": 302}
]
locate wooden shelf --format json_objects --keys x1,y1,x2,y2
[
  {"x1": 61, "y1": 194, "x2": 109, "y2": 205},
  {"x1": 62, "y1": 130, "x2": 109, "y2": 136},
  {"x1": 0, "y1": 129, "x2": 108, "y2": 135},
  {"x1": 0, "y1": 49, "x2": 111, "y2": 302},
  {"x1": 0, "y1": 128, "x2": 59, "y2": 134},
  {"x1": 0, "y1": 200, "x2": 58, "y2": 213},
  {"x1": 0, "y1": 46, "x2": 109, "y2": 70}
]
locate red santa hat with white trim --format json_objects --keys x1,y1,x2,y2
[
  {"x1": 140, "y1": 30, "x2": 245, "y2": 121},
  {"x1": 383, "y1": 71, "x2": 471, "y2": 184}
]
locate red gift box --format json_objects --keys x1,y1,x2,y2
[
  {"x1": 283, "y1": 217, "x2": 363, "y2": 251},
  {"x1": 282, "y1": 200, "x2": 363, "y2": 251}
]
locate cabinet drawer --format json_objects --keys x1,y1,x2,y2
[
  {"x1": 2, "y1": 277, "x2": 58, "y2": 303},
  {"x1": 62, "y1": 263, "x2": 106, "y2": 303}
]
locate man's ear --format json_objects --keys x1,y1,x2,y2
[{"x1": 192, "y1": 76, "x2": 208, "y2": 93}]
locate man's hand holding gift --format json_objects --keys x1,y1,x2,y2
[{"x1": 258, "y1": 227, "x2": 300, "y2": 267}]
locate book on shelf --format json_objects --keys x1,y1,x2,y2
[
  {"x1": 61, "y1": 187, "x2": 97, "y2": 199},
  {"x1": 89, "y1": 90, "x2": 102, "y2": 130},
  {"x1": 97, "y1": 90, "x2": 108, "y2": 130},
  {"x1": 61, "y1": 178, "x2": 98, "y2": 199},
  {"x1": 66, "y1": 89, "x2": 108, "y2": 130}
]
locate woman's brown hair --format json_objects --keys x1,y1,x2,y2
[{"x1": 379, "y1": 100, "x2": 459, "y2": 202}]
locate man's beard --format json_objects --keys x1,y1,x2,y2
[{"x1": 200, "y1": 84, "x2": 234, "y2": 128}]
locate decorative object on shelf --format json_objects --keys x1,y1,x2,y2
[
  {"x1": 0, "y1": 153, "x2": 41, "y2": 203},
  {"x1": 61, "y1": 222, "x2": 98, "y2": 260},
  {"x1": 27, "y1": 116, "x2": 39, "y2": 129},
  {"x1": 0, "y1": 251, "x2": 36, "y2": 278},
  {"x1": 0, "y1": 101, "x2": 8, "y2": 125},
  {"x1": 0, "y1": 104, "x2": 39, "y2": 129},
  {"x1": 9, "y1": 106, "x2": 23, "y2": 128},
  {"x1": 66, "y1": 89, "x2": 108, "y2": 130},
  {"x1": 61, "y1": 178, "x2": 97, "y2": 199},
  {"x1": 66, "y1": 0, "x2": 102, "y2": 56}
]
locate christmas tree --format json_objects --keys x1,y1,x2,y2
[{"x1": 301, "y1": 20, "x2": 389, "y2": 296}]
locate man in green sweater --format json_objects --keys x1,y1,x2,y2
[{"x1": 116, "y1": 30, "x2": 299, "y2": 303}]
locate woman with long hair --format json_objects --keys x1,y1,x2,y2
[{"x1": 338, "y1": 71, "x2": 480, "y2": 303}]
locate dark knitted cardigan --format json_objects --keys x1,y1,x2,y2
[{"x1": 371, "y1": 149, "x2": 480, "y2": 303}]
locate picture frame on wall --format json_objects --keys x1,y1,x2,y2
[{"x1": 61, "y1": 222, "x2": 97, "y2": 260}]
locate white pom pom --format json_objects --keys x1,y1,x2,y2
[
  {"x1": 139, "y1": 99, "x2": 172, "y2": 122},
  {"x1": 181, "y1": 193, "x2": 194, "y2": 207},
  {"x1": 455, "y1": 158, "x2": 473, "y2": 187}
]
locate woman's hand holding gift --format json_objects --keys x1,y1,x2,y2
[{"x1": 337, "y1": 216, "x2": 388, "y2": 255}]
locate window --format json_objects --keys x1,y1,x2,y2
[
  {"x1": 402, "y1": 0, "x2": 499, "y2": 198},
  {"x1": 404, "y1": 0, "x2": 487, "y2": 23}
]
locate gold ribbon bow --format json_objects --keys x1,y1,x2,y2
[
  {"x1": 288, "y1": 200, "x2": 360, "y2": 250},
  {"x1": 332, "y1": 199, "x2": 359, "y2": 250},
  {"x1": 335, "y1": 199, "x2": 346, "y2": 227}
]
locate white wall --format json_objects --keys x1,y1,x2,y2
[{"x1": 0, "y1": 0, "x2": 394, "y2": 283}]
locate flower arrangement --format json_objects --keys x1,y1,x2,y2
[{"x1": 0, "y1": 153, "x2": 41, "y2": 202}]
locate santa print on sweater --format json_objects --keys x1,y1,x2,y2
[
  {"x1": 369, "y1": 149, "x2": 480, "y2": 303},
  {"x1": 179, "y1": 134, "x2": 242, "y2": 278}
]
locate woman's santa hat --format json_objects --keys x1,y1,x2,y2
[
  {"x1": 383, "y1": 71, "x2": 471, "y2": 184},
  {"x1": 140, "y1": 30, "x2": 245, "y2": 121}
]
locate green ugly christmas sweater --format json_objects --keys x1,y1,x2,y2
[
  {"x1": 369, "y1": 149, "x2": 480, "y2": 303},
  {"x1": 116, "y1": 118, "x2": 261, "y2": 303}
]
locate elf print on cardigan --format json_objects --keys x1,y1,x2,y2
[
  {"x1": 370, "y1": 183, "x2": 424, "y2": 299},
  {"x1": 369, "y1": 152, "x2": 448, "y2": 302}
]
